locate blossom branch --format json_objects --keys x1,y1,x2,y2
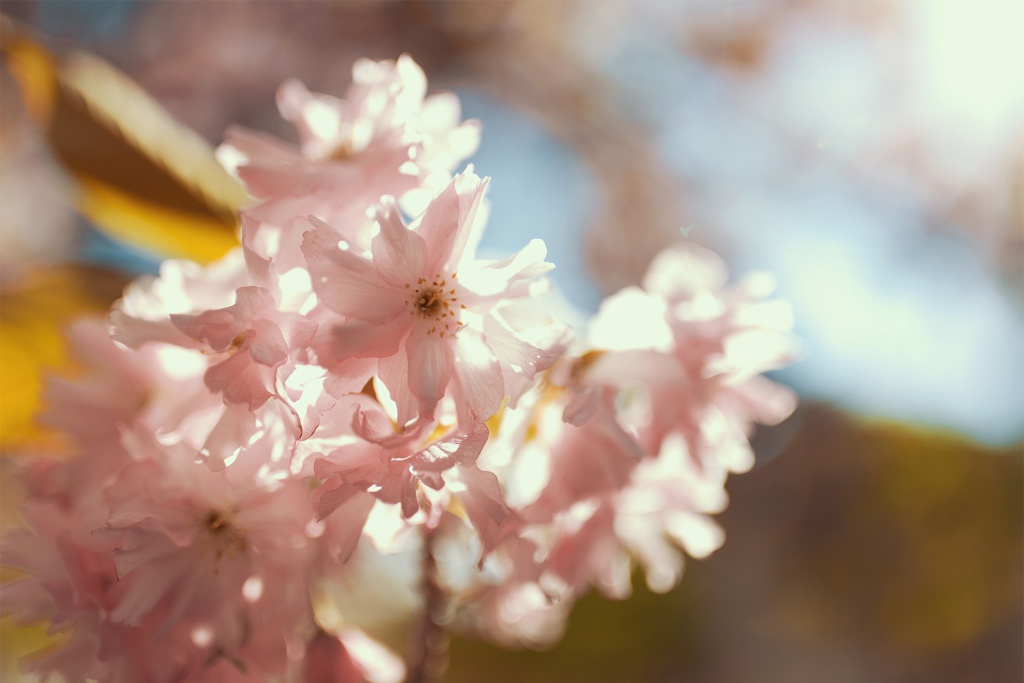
[{"x1": 405, "y1": 525, "x2": 449, "y2": 683}]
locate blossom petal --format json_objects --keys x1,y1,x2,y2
[
  {"x1": 483, "y1": 314, "x2": 556, "y2": 381},
  {"x1": 110, "y1": 307, "x2": 196, "y2": 349},
  {"x1": 406, "y1": 329, "x2": 454, "y2": 418},
  {"x1": 452, "y1": 330, "x2": 504, "y2": 425},
  {"x1": 237, "y1": 162, "x2": 307, "y2": 199},
  {"x1": 302, "y1": 221, "x2": 403, "y2": 322},
  {"x1": 414, "y1": 420, "x2": 489, "y2": 472},
  {"x1": 204, "y1": 344, "x2": 275, "y2": 409},
  {"x1": 351, "y1": 398, "x2": 399, "y2": 444},
  {"x1": 303, "y1": 631, "x2": 368, "y2": 683},
  {"x1": 455, "y1": 465, "x2": 517, "y2": 560},
  {"x1": 463, "y1": 239, "x2": 553, "y2": 300},
  {"x1": 415, "y1": 171, "x2": 488, "y2": 273},
  {"x1": 221, "y1": 124, "x2": 299, "y2": 165},
  {"x1": 200, "y1": 404, "x2": 257, "y2": 470},
  {"x1": 248, "y1": 319, "x2": 289, "y2": 367},
  {"x1": 377, "y1": 350, "x2": 418, "y2": 429},
  {"x1": 277, "y1": 78, "x2": 347, "y2": 158},
  {"x1": 371, "y1": 199, "x2": 427, "y2": 288},
  {"x1": 170, "y1": 286, "x2": 273, "y2": 351},
  {"x1": 330, "y1": 317, "x2": 408, "y2": 360},
  {"x1": 324, "y1": 493, "x2": 376, "y2": 564}
]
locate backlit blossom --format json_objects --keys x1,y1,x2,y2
[
  {"x1": 303, "y1": 169, "x2": 558, "y2": 429},
  {"x1": 584, "y1": 244, "x2": 799, "y2": 473},
  {"x1": 0, "y1": 55, "x2": 799, "y2": 682},
  {"x1": 220, "y1": 55, "x2": 480, "y2": 269}
]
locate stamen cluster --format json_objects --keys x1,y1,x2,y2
[{"x1": 406, "y1": 273, "x2": 463, "y2": 337}]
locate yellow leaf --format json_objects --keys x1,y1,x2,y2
[
  {"x1": 0, "y1": 14, "x2": 248, "y2": 263},
  {"x1": 1, "y1": 616, "x2": 59, "y2": 683},
  {"x1": 0, "y1": 266, "x2": 128, "y2": 450}
]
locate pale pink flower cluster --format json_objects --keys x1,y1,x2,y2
[{"x1": 2, "y1": 56, "x2": 798, "y2": 680}]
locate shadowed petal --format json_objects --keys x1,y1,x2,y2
[
  {"x1": 371, "y1": 199, "x2": 426, "y2": 288},
  {"x1": 406, "y1": 328, "x2": 454, "y2": 419},
  {"x1": 302, "y1": 221, "x2": 403, "y2": 322}
]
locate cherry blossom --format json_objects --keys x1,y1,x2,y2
[
  {"x1": 303, "y1": 169, "x2": 559, "y2": 430},
  {"x1": 0, "y1": 55, "x2": 799, "y2": 683},
  {"x1": 219, "y1": 55, "x2": 480, "y2": 270}
]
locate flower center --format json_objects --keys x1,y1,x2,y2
[
  {"x1": 200, "y1": 508, "x2": 247, "y2": 566},
  {"x1": 327, "y1": 139, "x2": 354, "y2": 161},
  {"x1": 227, "y1": 331, "x2": 249, "y2": 353},
  {"x1": 405, "y1": 272, "x2": 465, "y2": 337}
]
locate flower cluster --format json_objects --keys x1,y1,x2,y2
[{"x1": 1, "y1": 56, "x2": 797, "y2": 682}]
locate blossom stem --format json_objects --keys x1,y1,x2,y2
[{"x1": 405, "y1": 525, "x2": 449, "y2": 683}]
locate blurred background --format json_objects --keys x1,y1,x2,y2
[{"x1": 1, "y1": 1, "x2": 1021, "y2": 681}]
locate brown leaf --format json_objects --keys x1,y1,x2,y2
[{"x1": 1, "y1": 14, "x2": 248, "y2": 263}]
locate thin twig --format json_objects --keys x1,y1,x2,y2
[{"x1": 405, "y1": 525, "x2": 449, "y2": 683}]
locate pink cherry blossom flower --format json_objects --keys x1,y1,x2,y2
[
  {"x1": 220, "y1": 55, "x2": 480, "y2": 269},
  {"x1": 583, "y1": 244, "x2": 798, "y2": 473},
  {"x1": 0, "y1": 476, "x2": 187, "y2": 683},
  {"x1": 303, "y1": 170, "x2": 558, "y2": 430},
  {"x1": 311, "y1": 393, "x2": 515, "y2": 559},
  {"x1": 99, "y1": 432, "x2": 315, "y2": 641},
  {"x1": 111, "y1": 250, "x2": 318, "y2": 413},
  {"x1": 452, "y1": 533, "x2": 573, "y2": 649},
  {"x1": 170, "y1": 285, "x2": 317, "y2": 409},
  {"x1": 537, "y1": 431, "x2": 728, "y2": 600}
]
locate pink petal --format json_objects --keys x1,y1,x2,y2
[
  {"x1": 415, "y1": 171, "x2": 488, "y2": 274},
  {"x1": 279, "y1": 365, "x2": 342, "y2": 442},
  {"x1": 200, "y1": 404, "x2": 257, "y2": 470},
  {"x1": 237, "y1": 162, "x2": 307, "y2": 199},
  {"x1": 414, "y1": 420, "x2": 489, "y2": 472},
  {"x1": 222, "y1": 124, "x2": 299, "y2": 165},
  {"x1": 303, "y1": 631, "x2": 368, "y2": 683},
  {"x1": 414, "y1": 180, "x2": 460, "y2": 275},
  {"x1": 322, "y1": 357, "x2": 378, "y2": 398},
  {"x1": 483, "y1": 315, "x2": 556, "y2": 381},
  {"x1": 396, "y1": 469, "x2": 420, "y2": 519},
  {"x1": 278, "y1": 312, "x2": 319, "y2": 349},
  {"x1": 374, "y1": 352, "x2": 415, "y2": 429},
  {"x1": 562, "y1": 386, "x2": 599, "y2": 427},
  {"x1": 324, "y1": 491, "x2": 376, "y2": 563},
  {"x1": 547, "y1": 503, "x2": 622, "y2": 594},
  {"x1": 351, "y1": 399, "x2": 398, "y2": 444},
  {"x1": 406, "y1": 328, "x2": 454, "y2": 418},
  {"x1": 170, "y1": 287, "x2": 273, "y2": 351},
  {"x1": 452, "y1": 330, "x2": 504, "y2": 424},
  {"x1": 171, "y1": 308, "x2": 240, "y2": 351},
  {"x1": 456, "y1": 465, "x2": 518, "y2": 559},
  {"x1": 466, "y1": 239, "x2": 553, "y2": 300},
  {"x1": 302, "y1": 222, "x2": 404, "y2": 323},
  {"x1": 313, "y1": 479, "x2": 363, "y2": 522},
  {"x1": 276, "y1": 78, "x2": 348, "y2": 157},
  {"x1": 248, "y1": 320, "x2": 289, "y2": 367},
  {"x1": 109, "y1": 553, "x2": 184, "y2": 625},
  {"x1": 243, "y1": 240, "x2": 275, "y2": 290},
  {"x1": 330, "y1": 317, "x2": 408, "y2": 360},
  {"x1": 109, "y1": 307, "x2": 195, "y2": 349},
  {"x1": 371, "y1": 199, "x2": 427, "y2": 288},
  {"x1": 720, "y1": 375, "x2": 797, "y2": 427},
  {"x1": 204, "y1": 345, "x2": 274, "y2": 409},
  {"x1": 276, "y1": 78, "x2": 314, "y2": 125},
  {"x1": 523, "y1": 414, "x2": 643, "y2": 524}
]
